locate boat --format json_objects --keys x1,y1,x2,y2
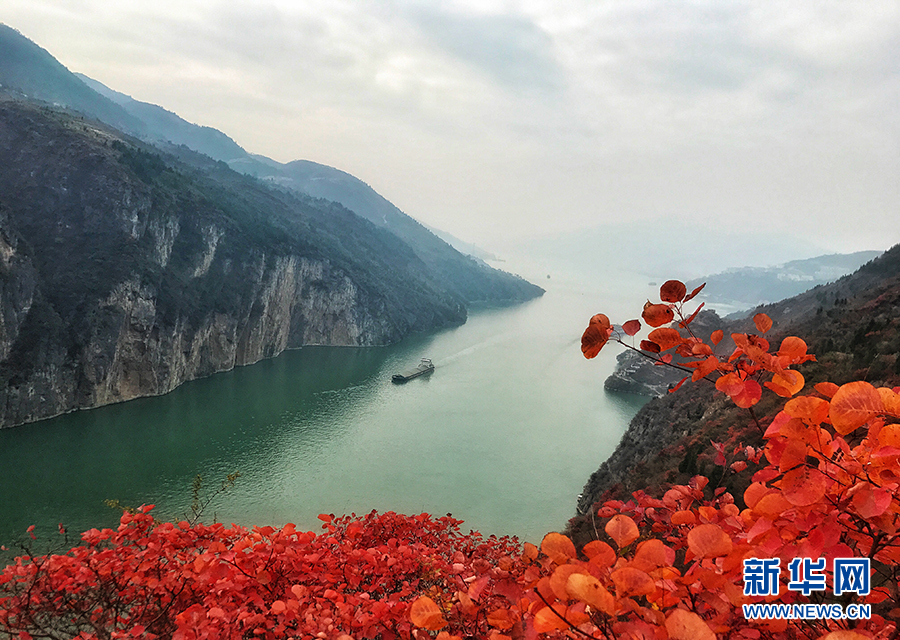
[{"x1": 392, "y1": 358, "x2": 435, "y2": 383}]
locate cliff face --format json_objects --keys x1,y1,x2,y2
[{"x1": 0, "y1": 98, "x2": 501, "y2": 428}]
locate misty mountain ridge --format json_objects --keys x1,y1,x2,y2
[
  {"x1": 0, "y1": 22, "x2": 504, "y2": 278},
  {"x1": 687, "y1": 250, "x2": 881, "y2": 314}
]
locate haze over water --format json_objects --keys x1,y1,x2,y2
[{"x1": 0, "y1": 254, "x2": 653, "y2": 547}]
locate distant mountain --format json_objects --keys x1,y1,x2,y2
[
  {"x1": 0, "y1": 22, "x2": 506, "y2": 278},
  {"x1": 232, "y1": 158, "x2": 514, "y2": 302},
  {"x1": 0, "y1": 24, "x2": 146, "y2": 136},
  {"x1": 74, "y1": 73, "x2": 247, "y2": 162},
  {"x1": 685, "y1": 251, "x2": 881, "y2": 313}
]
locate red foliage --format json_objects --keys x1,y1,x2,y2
[{"x1": 5, "y1": 278, "x2": 900, "y2": 639}]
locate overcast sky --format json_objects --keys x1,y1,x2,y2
[{"x1": 4, "y1": 1, "x2": 899, "y2": 256}]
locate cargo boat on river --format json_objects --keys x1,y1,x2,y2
[{"x1": 392, "y1": 358, "x2": 434, "y2": 383}]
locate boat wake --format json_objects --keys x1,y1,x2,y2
[{"x1": 434, "y1": 333, "x2": 517, "y2": 366}]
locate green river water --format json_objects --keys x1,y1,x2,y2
[{"x1": 0, "y1": 263, "x2": 653, "y2": 549}]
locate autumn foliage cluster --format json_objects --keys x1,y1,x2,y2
[{"x1": 3, "y1": 279, "x2": 900, "y2": 639}]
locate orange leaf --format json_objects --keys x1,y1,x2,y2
[
  {"x1": 610, "y1": 567, "x2": 655, "y2": 596},
  {"x1": 582, "y1": 540, "x2": 616, "y2": 568},
  {"x1": 784, "y1": 396, "x2": 830, "y2": 425},
  {"x1": 691, "y1": 356, "x2": 719, "y2": 382},
  {"x1": 605, "y1": 514, "x2": 639, "y2": 549},
  {"x1": 665, "y1": 608, "x2": 716, "y2": 640},
  {"x1": 830, "y1": 381, "x2": 884, "y2": 435},
  {"x1": 710, "y1": 329, "x2": 724, "y2": 346},
  {"x1": 716, "y1": 372, "x2": 744, "y2": 396},
  {"x1": 878, "y1": 387, "x2": 900, "y2": 417},
  {"x1": 660, "y1": 280, "x2": 687, "y2": 303},
  {"x1": 753, "y1": 313, "x2": 773, "y2": 334},
  {"x1": 781, "y1": 466, "x2": 827, "y2": 506},
  {"x1": 765, "y1": 370, "x2": 804, "y2": 397},
  {"x1": 647, "y1": 327, "x2": 683, "y2": 351},
  {"x1": 581, "y1": 324, "x2": 609, "y2": 359},
  {"x1": 815, "y1": 381, "x2": 839, "y2": 398},
  {"x1": 631, "y1": 539, "x2": 673, "y2": 572},
  {"x1": 566, "y1": 573, "x2": 616, "y2": 615},
  {"x1": 540, "y1": 532, "x2": 576, "y2": 564},
  {"x1": 549, "y1": 564, "x2": 583, "y2": 600},
  {"x1": 533, "y1": 604, "x2": 569, "y2": 633},
  {"x1": 622, "y1": 319, "x2": 641, "y2": 336},
  {"x1": 687, "y1": 524, "x2": 732, "y2": 558},
  {"x1": 752, "y1": 491, "x2": 792, "y2": 517},
  {"x1": 590, "y1": 313, "x2": 611, "y2": 330},
  {"x1": 642, "y1": 302, "x2": 674, "y2": 328},
  {"x1": 671, "y1": 510, "x2": 696, "y2": 525},
  {"x1": 410, "y1": 596, "x2": 447, "y2": 631},
  {"x1": 486, "y1": 608, "x2": 515, "y2": 630},
  {"x1": 777, "y1": 336, "x2": 811, "y2": 363},
  {"x1": 743, "y1": 482, "x2": 769, "y2": 509}
]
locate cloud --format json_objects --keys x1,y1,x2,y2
[
  {"x1": 400, "y1": 4, "x2": 563, "y2": 93},
  {"x1": 2, "y1": 0, "x2": 898, "y2": 253}
]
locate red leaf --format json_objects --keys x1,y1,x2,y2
[
  {"x1": 581, "y1": 323, "x2": 609, "y2": 359},
  {"x1": 852, "y1": 483, "x2": 892, "y2": 518},
  {"x1": 647, "y1": 327, "x2": 683, "y2": 351},
  {"x1": 679, "y1": 302, "x2": 705, "y2": 328},
  {"x1": 660, "y1": 280, "x2": 687, "y2": 303},
  {"x1": 640, "y1": 340, "x2": 661, "y2": 353},
  {"x1": 622, "y1": 319, "x2": 641, "y2": 336},
  {"x1": 642, "y1": 302, "x2": 674, "y2": 327},
  {"x1": 691, "y1": 356, "x2": 719, "y2": 382},
  {"x1": 683, "y1": 282, "x2": 706, "y2": 303},
  {"x1": 781, "y1": 467, "x2": 827, "y2": 506},
  {"x1": 815, "y1": 381, "x2": 839, "y2": 398},
  {"x1": 753, "y1": 313, "x2": 773, "y2": 334},
  {"x1": 710, "y1": 329, "x2": 724, "y2": 346}
]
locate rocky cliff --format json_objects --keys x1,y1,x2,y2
[{"x1": 0, "y1": 98, "x2": 539, "y2": 428}]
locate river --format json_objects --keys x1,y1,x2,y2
[{"x1": 0, "y1": 259, "x2": 655, "y2": 549}]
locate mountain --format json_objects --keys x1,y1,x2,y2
[
  {"x1": 233, "y1": 158, "x2": 514, "y2": 302},
  {"x1": 568, "y1": 244, "x2": 900, "y2": 547},
  {"x1": 0, "y1": 25, "x2": 544, "y2": 428},
  {"x1": 74, "y1": 73, "x2": 248, "y2": 163},
  {"x1": 1, "y1": 23, "x2": 514, "y2": 283},
  {"x1": 685, "y1": 251, "x2": 881, "y2": 313},
  {"x1": 0, "y1": 24, "x2": 146, "y2": 136},
  {"x1": 0, "y1": 97, "x2": 466, "y2": 427},
  {"x1": 0, "y1": 93, "x2": 540, "y2": 429}
]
